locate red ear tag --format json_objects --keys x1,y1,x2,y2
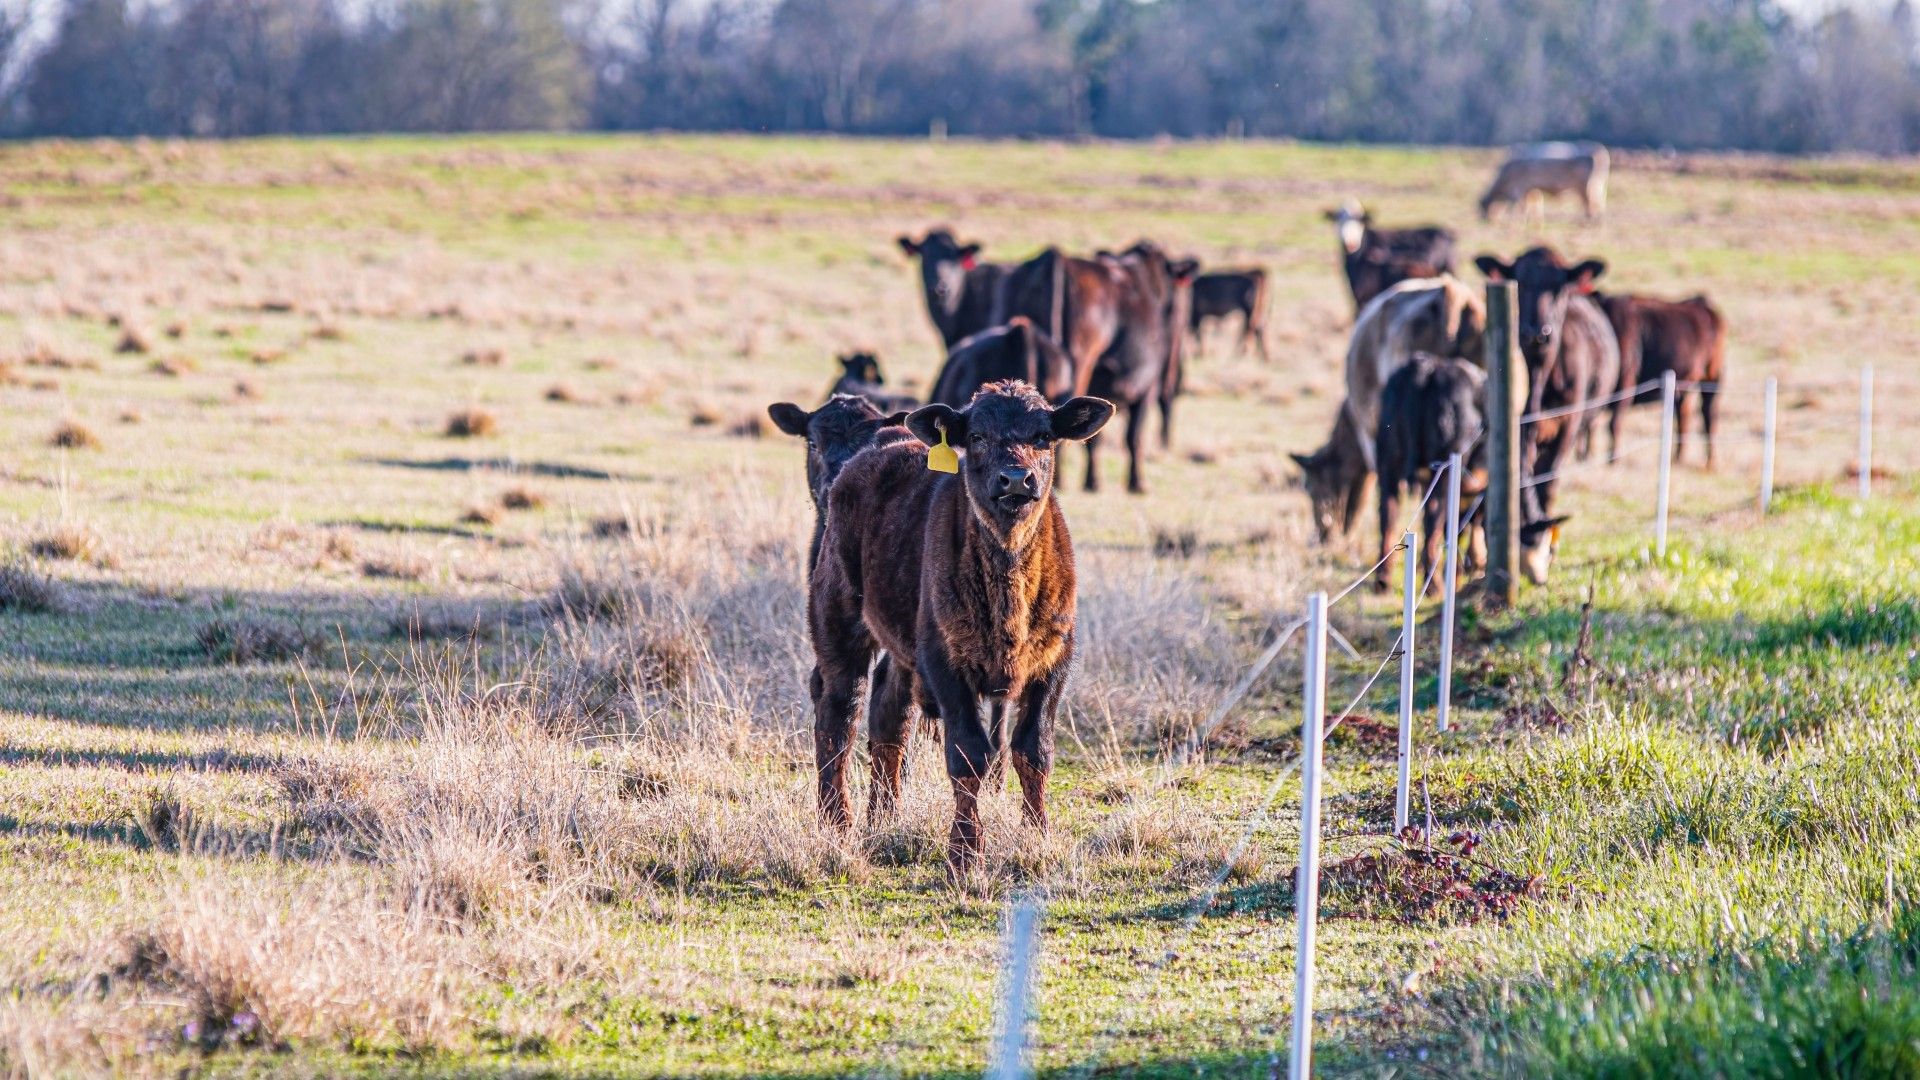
[{"x1": 960, "y1": 255, "x2": 977, "y2": 271}]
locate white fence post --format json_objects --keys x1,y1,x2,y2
[
  {"x1": 1436, "y1": 453, "x2": 1462, "y2": 734},
  {"x1": 1761, "y1": 377, "x2": 1777, "y2": 515},
  {"x1": 1289, "y1": 592, "x2": 1329, "y2": 1080},
  {"x1": 1859, "y1": 365, "x2": 1874, "y2": 501},
  {"x1": 1655, "y1": 370, "x2": 1676, "y2": 557},
  {"x1": 989, "y1": 897, "x2": 1041, "y2": 1080},
  {"x1": 1395, "y1": 530, "x2": 1416, "y2": 835}
]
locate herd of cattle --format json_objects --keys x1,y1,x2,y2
[{"x1": 764, "y1": 162, "x2": 1724, "y2": 869}]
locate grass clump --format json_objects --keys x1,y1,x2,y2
[
  {"x1": 49, "y1": 419, "x2": 100, "y2": 449},
  {"x1": 29, "y1": 525, "x2": 104, "y2": 562},
  {"x1": 444, "y1": 408, "x2": 497, "y2": 438},
  {"x1": 196, "y1": 617, "x2": 312, "y2": 665},
  {"x1": 0, "y1": 560, "x2": 69, "y2": 613}
]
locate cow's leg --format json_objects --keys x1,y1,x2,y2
[
  {"x1": 1672, "y1": 390, "x2": 1692, "y2": 465},
  {"x1": 1010, "y1": 665, "x2": 1065, "y2": 831},
  {"x1": 1083, "y1": 433, "x2": 1100, "y2": 493},
  {"x1": 1700, "y1": 387, "x2": 1718, "y2": 470},
  {"x1": 1421, "y1": 498, "x2": 1446, "y2": 592},
  {"x1": 1576, "y1": 414, "x2": 1595, "y2": 461},
  {"x1": 1375, "y1": 478, "x2": 1401, "y2": 592},
  {"x1": 919, "y1": 645, "x2": 989, "y2": 876},
  {"x1": 1250, "y1": 314, "x2": 1271, "y2": 364},
  {"x1": 982, "y1": 697, "x2": 1009, "y2": 793},
  {"x1": 1341, "y1": 470, "x2": 1371, "y2": 540},
  {"x1": 1608, "y1": 398, "x2": 1627, "y2": 464},
  {"x1": 864, "y1": 654, "x2": 914, "y2": 825},
  {"x1": 1157, "y1": 390, "x2": 1175, "y2": 451},
  {"x1": 812, "y1": 619, "x2": 872, "y2": 829},
  {"x1": 1125, "y1": 400, "x2": 1148, "y2": 495}
]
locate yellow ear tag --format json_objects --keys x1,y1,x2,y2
[{"x1": 927, "y1": 427, "x2": 960, "y2": 474}]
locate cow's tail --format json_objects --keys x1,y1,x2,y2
[{"x1": 1048, "y1": 247, "x2": 1065, "y2": 349}]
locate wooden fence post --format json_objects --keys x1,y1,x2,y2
[{"x1": 1484, "y1": 281, "x2": 1521, "y2": 606}]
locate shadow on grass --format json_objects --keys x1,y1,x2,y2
[{"x1": 361, "y1": 455, "x2": 642, "y2": 482}]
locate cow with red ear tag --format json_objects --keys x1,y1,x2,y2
[
  {"x1": 898, "y1": 228, "x2": 1004, "y2": 350},
  {"x1": 806, "y1": 380, "x2": 1113, "y2": 875}
]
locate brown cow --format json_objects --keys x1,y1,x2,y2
[
  {"x1": 1474, "y1": 248, "x2": 1621, "y2": 583},
  {"x1": 898, "y1": 230, "x2": 1006, "y2": 350},
  {"x1": 1187, "y1": 269, "x2": 1269, "y2": 362},
  {"x1": 1479, "y1": 142, "x2": 1610, "y2": 223},
  {"x1": 929, "y1": 318, "x2": 1074, "y2": 408},
  {"x1": 1325, "y1": 201, "x2": 1458, "y2": 314},
  {"x1": 808, "y1": 381, "x2": 1113, "y2": 871},
  {"x1": 1596, "y1": 293, "x2": 1726, "y2": 467}
]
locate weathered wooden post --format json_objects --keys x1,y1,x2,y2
[{"x1": 1484, "y1": 281, "x2": 1521, "y2": 606}]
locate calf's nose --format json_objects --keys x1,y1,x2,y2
[{"x1": 996, "y1": 466, "x2": 1037, "y2": 496}]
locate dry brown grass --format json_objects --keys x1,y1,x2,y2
[
  {"x1": 115, "y1": 326, "x2": 152, "y2": 354},
  {"x1": 249, "y1": 348, "x2": 286, "y2": 366},
  {"x1": 444, "y1": 408, "x2": 498, "y2": 438},
  {"x1": 233, "y1": 377, "x2": 262, "y2": 400},
  {"x1": 500, "y1": 486, "x2": 546, "y2": 511},
  {"x1": 150, "y1": 356, "x2": 197, "y2": 377},
  {"x1": 361, "y1": 552, "x2": 431, "y2": 581},
  {"x1": 544, "y1": 382, "x2": 586, "y2": 404},
  {"x1": 461, "y1": 347, "x2": 505, "y2": 367},
  {"x1": 195, "y1": 617, "x2": 312, "y2": 664},
  {"x1": 29, "y1": 525, "x2": 104, "y2": 562},
  {"x1": 0, "y1": 560, "x2": 69, "y2": 613},
  {"x1": 48, "y1": 419, "x2": 100, "y2": 450},
  {"x1": 460, "y1": 504, "x2": 502, "y2": 526}
]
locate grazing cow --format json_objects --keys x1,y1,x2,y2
[
  {"x1": 929, "y1": 318, "x2": 1075, "y2": 408},
  {"x1": 1596, "y1": 293, "x2": 1727, "y2": 466},
  {"x1": 898, "y1": 229, "x2": 1006, "y2": 350},
  {"x1": 1187, "y1": 269, "x2": 1270, "y2": 362},
  {"x1": 1479, "y1": 142, "x2": 1610, "y2": 223},
  {"x1": 829, "y1": 352, "x2": 920, "y2": 414},
  {"x1": 808, "y1": 381, "x2": 1114, "y2": 871},
  {"x1": 1293, "y1": 276, "x2": 1486, "y2": 543},
  {"x1": 1373, "y1": 353, "x2": 1488, "y2": 590},
  {"x1": 1325, "y1": 201, "x2": 1458, "y2": 313},
  {"x1": 1474, "y1": 248, "x2": 1622, "y2": 582}
]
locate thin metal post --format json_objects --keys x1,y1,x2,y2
[
  {"x1": 1395, "y1": 530, "x2": 1417, "y2": 834},
  {"x1": 1485, "y1": 281, "x2": 1521, "y2": 605},
  {"x1": 989, "y1": 897, "x2": 1040, "y2": 1080},
  {"x1": 1761, "y1": 377, "x2": 1777, "y2": 515},
  {"x1": 1437, "y1": 453, "x2": 1461, "y2": 734},
  {"x1": 1289, "y1": 592, "x2": 1329, "y2": 1080},
  {"x1": 1655, "y1": 370, "x2": 1675, "y2": 557},
  {"x1": 1859, "y1": 365, "x2": 1874, "y2": 500}
]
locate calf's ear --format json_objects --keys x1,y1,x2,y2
[
  {"x1": 907, "y1": 403, "x2": 965, "y2": 448},
  {"x1": 884, "y1": 410, "x2": 911, "y2": 427},
  {"x1": 1570, "y1": 259, "x2": 1606, "y2": 293},
  {"x1": 1172, "y1": 258, "x2": 1200, "y2": 284},
  {"x1": 1050, "y1": 396, "x2": 1116, "y2": 442},
  {"x1": 1473, "y1": 255, "x2": 1511, "y2": 281},
  {"x1": 896, "y1": 235, "x2": 920, "y2": 257},
  {"x1": 768, "y1": 402, "x2": 811, "y2": 437}
]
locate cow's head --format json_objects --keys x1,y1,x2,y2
[
  {"x1": 768, "y1": 394, "x2": 909, "y2": 511},
  {"x1": 898, "y1": 229, "x2": 982, "y2": 318},
  {"x1": 1324, "y1": 200, "x2": 1371, "y2": 254},
  {"x1": 837, "y1": 351, "x2": 884, "y2": 386},
  {"x1": 907, "y1": 381, "x2": 1112, "y2": 541},
  {"x1": 1474, "y1": 248, "x2": 1605, "y2": 358},
  {"x1": 1519, "y1": 514, "x2": 1571, "y2": 585},
  {"x1": 1290, "y1": 444, "x2": 1354, "y2": 544}
]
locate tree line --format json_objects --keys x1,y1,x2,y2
[{"x1": 3, "y1": 0, "x2": 1918, "y2": 154}]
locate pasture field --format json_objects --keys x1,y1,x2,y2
[{"x1": 0, "y1": 133, "x2": 1917, "y2": 1077}]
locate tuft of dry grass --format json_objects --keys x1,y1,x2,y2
[
  {"x1": 727, "y1": 414, "x2": 766, "y2": 439},
  {"x1": 544, "y1": 383, "x2": 586, "y2": 404},
  {"x1": 232, "y1": 378, "x2": 262, "y2": 400},
  {"x1": 500, "y1": 486, "x2": 546, "y2": 511},
  {"x1": 150, "y1": 356, "x2": 197, "y2": 377},
  {"x1": 249, "y1": 348, "x2": 286, "y2": 366},
  {"x1": 48, "y1": 419, "x2": 100, "y2": 450},
  {"x1": 613, "y1": 382, "x2": 660, "y2": 407},
  {"x1": 196, "y1": 617, "x2": 312, "y2": 665},
  {"x1": 687, "y1": 400, "x2": 723, "y2": 427},
  {"x1": 164, "y1": 320, "x2": 187, "y2": 339},
  {"x1": 460, "y1": 504, "x2": 502, "y2": 526},
  {"x1": 115, "y1": 326, "x2": 152, "y2": 354},
  {"x1": 117, "y1": 406, "x2": 143, "y2": 424},
  {"x1": 29, "y1": 525, "x2": 104, "y2": 562},
  {"x1": 0, "y1": 560, "x2": 69, "y2": 613},
  {"x1": 444, "y1": 408, "x2": 498, "y2": 438},
  {"x1": 361, "y1": 553, "x2": 431, "y2": 581},
  {"x1": 460, "y1": 348, "x2": 504, "y2": 367}
]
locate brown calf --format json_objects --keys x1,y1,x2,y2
[
  {"x1": 808, "y1": 381, "x2": 1113, "y2": 872},
  {"x1": 1187, "y1": 269, "x2": 1269, "y2": 362},
  {"x1": 1596, "y1": 293, "x2": 1727, "y2": 467}
]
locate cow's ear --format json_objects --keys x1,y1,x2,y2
[
  {"x1": 768, "y1": 403, "x2": 811, "y2": 437},
  {"x1": 1321, "y1": 209, "x2": 1340, "y2": 221},
  {"x1": 1571, "y1": 259, "x2": 1606, "y2": 293},
  {"x1": 884, "y1": 410, "x2": 911, "y2": 427},
  {"x1": 1289, "y1": 451, "x2": 1314, "y2": 471},
  {"x1": 896, "y1": 235, "x2": 920, "y2": 257},
  {"x1": 1172, "y1": 258, "x2": 1200, "y2": 284},
  {"x1": 1474, "y1": 255, "x2": 1511, "y2": 281},
  {"x1": 958, "y1": 243, "x2": 981, "y2": 270},
  {"x1": 1050, "y1": 396, "x2": 1115, "y2": 442},
  {"x1": 907, "y1": 403, "x2": 965, "y2": 448}
]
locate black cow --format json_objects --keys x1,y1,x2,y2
[
  {"x1": 1373, "y1": 353, "x2": 1487, "y2": 590},
  {"x1": 1187, "y1": 269, "x2": 1269, "y2": 362},
  {"x1": 898, "y1": 230, "x2": 1007, "y2": 350},
  {"x1": 829, "y1": 352, "x2": 919, "y2": 414}
]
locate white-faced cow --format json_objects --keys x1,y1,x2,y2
[
  {"x1": 898, "y1": 229, "x2": 1006, "y2": 350},
  {"x1": 1324, "y1": 201, "x2": 1458, "y2": 314}
]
